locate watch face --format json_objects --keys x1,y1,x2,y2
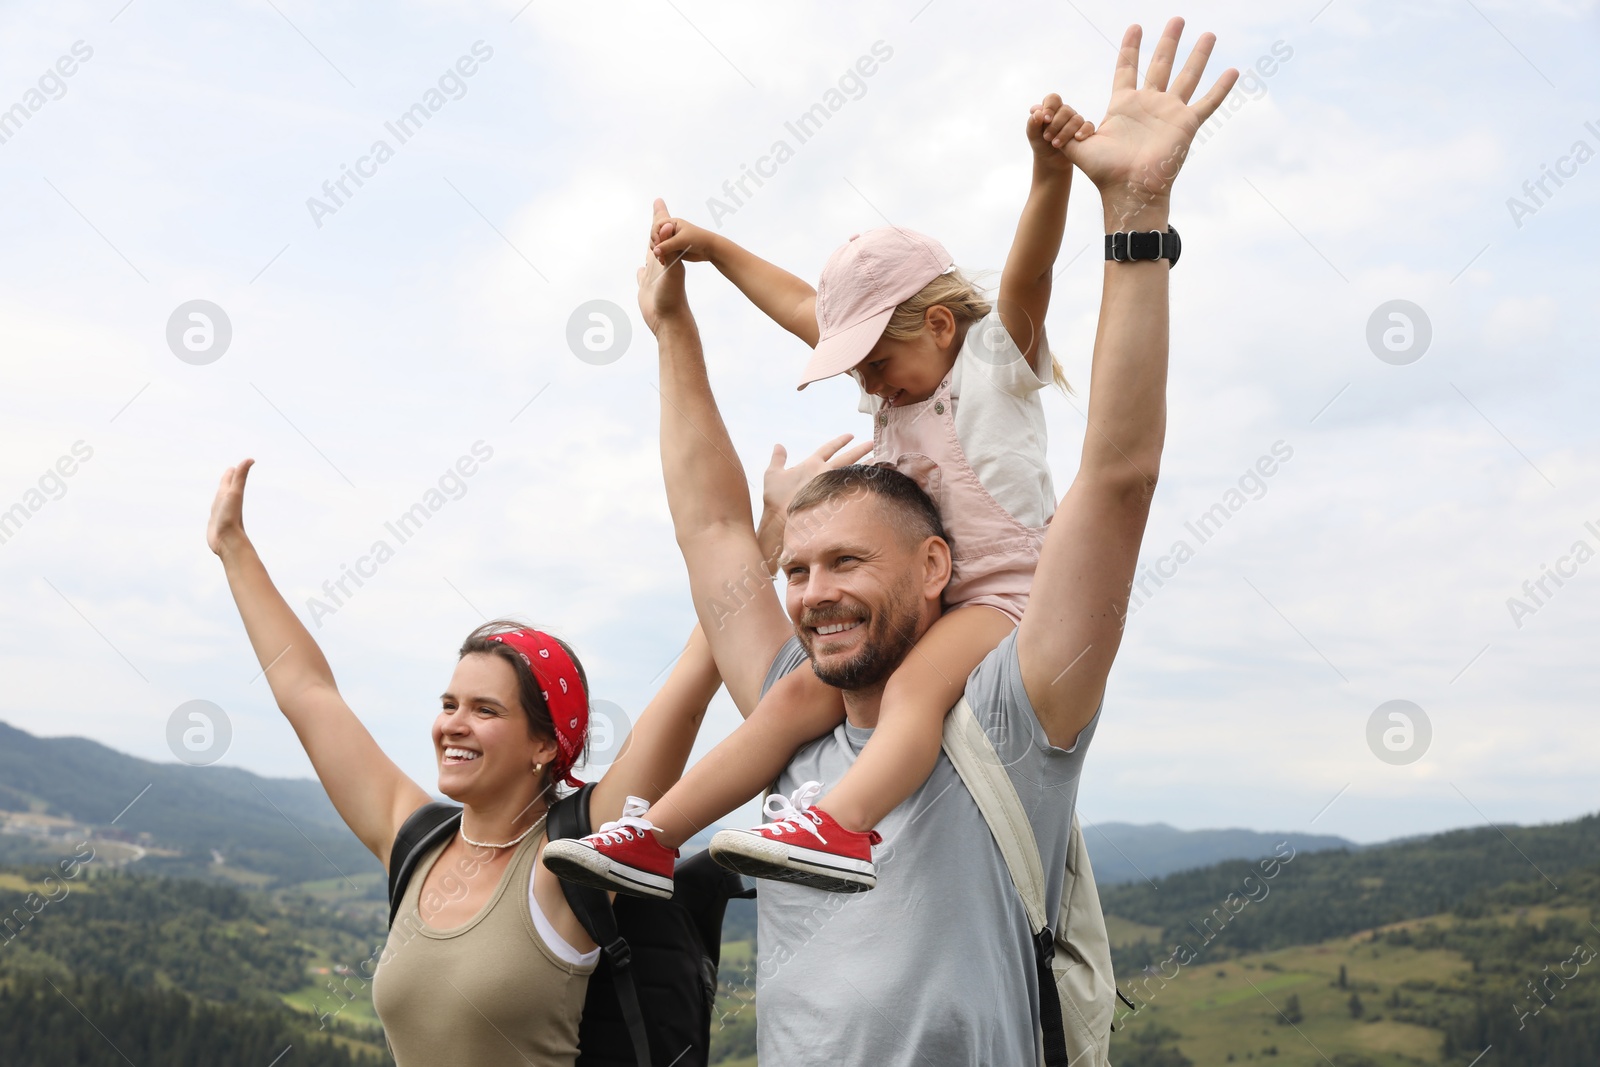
[{"x1": 1128, "y1": 229, "x2": 1162, "y2": 260}]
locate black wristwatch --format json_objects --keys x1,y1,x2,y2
[{"x1": 1105, "y1": 226, "x2": 1180, "y2": 266}]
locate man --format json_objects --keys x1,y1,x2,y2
[{"x1": 638, "y1": 19, "x2": 1235, "y2": 1065}]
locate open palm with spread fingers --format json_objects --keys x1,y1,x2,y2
[
  {"x1": 762, "y1": 434, "x2": 874, "y2": 519},
  {"x1": 755, "y1": 434, "x2": 875, "y2": 571},
  {"x1": 1063, "y1": 17, "x2": 1238, "y2": 214}
]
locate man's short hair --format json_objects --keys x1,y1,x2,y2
[{"x1": 786, "y1": 464, "x2": 950, "y2": 552}]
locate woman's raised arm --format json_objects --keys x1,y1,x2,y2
[{"x1": 207, "y1": 460, "x2": 431, "y2": 864}]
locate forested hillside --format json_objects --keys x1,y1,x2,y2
[
  {"x1": 1372, "y1": 871, "x2": 1600, "y2": 1063},
  {"x1": 1104, "y1": 815, "x2": 1600, "y2": 1067},
  {"x1": 0, "y1": 974, "x2": 385, "y2": 1066},
  {"x1": 1, "y1": 862, "x2": 391, "y2": 1065},
  {"x1": 1103, "y1": 813, "x2": 1600, "y2": 966}
]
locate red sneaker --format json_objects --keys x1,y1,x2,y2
[
  {"x1": 542, "y1": 796, "x2": 678, "y2": 900},
  {"x1": 709, "y1": 782, "x2": 881, "y2": 893}
]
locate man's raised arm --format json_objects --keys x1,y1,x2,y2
[
  {"x1": 640, "y1": 198, "x2": 794, "y2": 715},
  {"x1": 1019, "y1": 19, "x2": 1238, "y2": 747}
]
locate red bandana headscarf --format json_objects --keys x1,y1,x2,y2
[{"x1": 487, "y1": 628, "x2": 588, "y2": 787}]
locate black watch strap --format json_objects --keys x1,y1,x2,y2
[{"x1": 1105, "y1": 226, "x2": 1180, "y2": 266}]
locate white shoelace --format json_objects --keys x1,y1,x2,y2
[
  {"x1": 586, "y1": 795, "x2": 658, "y2": 846},
  {"x1": 760, "y1": 780, "x2": 828, "y2": 844}
]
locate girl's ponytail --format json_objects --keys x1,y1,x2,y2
[{"x1": 885, "y1": 268, "x2": 1072, "y2": 394}]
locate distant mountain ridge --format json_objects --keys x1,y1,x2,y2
[
  {"x1": 0, "y1": 719, "x2": 1506, "y2": 896},
  {"x1": 1083, "y1": 820, "x2": 1359, "y2": 885},
  {"x1": 0, "y1": 719, "x2": 379, "y2": 886}
]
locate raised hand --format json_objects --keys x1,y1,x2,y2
[
  {"x1": 207, "y1": 459, "x2": 255, "y2": 556},
  {"x1": 763, "y1": 434, "x2": 875, "y2": 518},
  {"x1": 637, "y1": 198, "x2": 690, "y2": 335},
  {"x1": 1066, "y1": 18, "x2": 1237, "y2": 221},
  {"x1": 756, "y1": 434, "x2": 874, "y2": 573},
  {"x1": 1027, "y1": 94, "x2": 1094, "y2": 174}
]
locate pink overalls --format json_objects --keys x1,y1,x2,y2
[{"x1": 872, "y1": 375, "x2": 1048, "y2": 625}]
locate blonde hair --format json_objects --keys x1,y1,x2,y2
[{"x1": 882, "y1": 268, "x2": 1072, "y2": 393}]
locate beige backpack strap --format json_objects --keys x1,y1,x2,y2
[
  {"x1": 940, "y1": 696, "x2": 1050, "y2": 930},
  {"x1": 943, "y1": 696, "x2": 1107, "y2": 1067}
]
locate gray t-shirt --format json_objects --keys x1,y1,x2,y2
[{"x1": 753, "y1": 631, "x2": 1099, "y2": 1066}]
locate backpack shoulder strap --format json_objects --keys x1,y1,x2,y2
[
  {"x1": 941, "y1": 697, "x2": 1070, "y2": 1067},
  {"x1": 547, "y1": 785, "x2": 653, "y2": 1067},
  {"x1": 387, "y1": 801, "x2": 462, "y2": 929},
  {"x1": 546, "y1": 782, "x2": 591, "y2": 843},
  {"x1": 941, "y1": 698, "x2": 1050, "y2": 925}
]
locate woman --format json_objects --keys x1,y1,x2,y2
[{"x1": 205, "y1": 457, "x2": 721, "y2": 1066}]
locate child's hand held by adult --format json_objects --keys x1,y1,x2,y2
[
  {"x1": 1028, "y1": 94, "x2": 1093, "y2": 171},
  {"x1": 652, "y1": 214, "x2": 719, "y2": 267},
  {"x1": 637, "y1": 198, "x2": 692, "y2": 335}
]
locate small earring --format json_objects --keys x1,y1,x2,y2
[{"x1": 533, "y1": 762, "x2": 543, "y2": 772}]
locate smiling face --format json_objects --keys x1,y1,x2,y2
[
  {"x1": 852, "y1": 304, "x2": 962, "y2": 407},
  {"x1": 434, "y1": 652, "x2": 557, "y2": 807},
  {"x1": 780, "y1": 493, "x2": 948, "y2": 692}
]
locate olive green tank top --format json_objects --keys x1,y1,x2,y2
[{"x1": 372, "y1": 824, "x2": 596, "y2": 1066}]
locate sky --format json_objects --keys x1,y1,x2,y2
[{"x1": 0, "y1": 0, "x2": 1595, "y2": 848}]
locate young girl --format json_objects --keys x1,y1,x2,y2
[{"x1": 543, "y1": 95, "x2": 1094, "y2": 897}]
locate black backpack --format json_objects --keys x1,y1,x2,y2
[{"x1": 386, "y1": 785, "x2": 751, "y2": 1067}]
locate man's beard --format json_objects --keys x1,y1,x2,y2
[{"x1": 801, "y1": 585, "x2": 923, "y2": 692}]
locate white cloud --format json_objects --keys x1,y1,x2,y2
[{"x1": 1, "y1": 0, "x2": 1596, "y2": 844}]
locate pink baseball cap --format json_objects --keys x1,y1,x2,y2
[{"x1": 798, "y1": 227, "x2": 953, "y2": 390}]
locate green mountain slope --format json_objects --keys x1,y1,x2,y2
[
  {"x1": 1109, "y1": 878, "x2": 1600, "y2": 1066},
  {"x1": 1102, "y1": 813, "x2": 1600, "y2": 968},
  {"x1": 0, "y1": 720, "x2": 380, "y2": 886},
  {"x1": 706, "y1": 812, "x2": 1600, "y2": 1065},
  {"x1": 5, "y1": 720, "x2": 1595, "y2": 1065},
  {"x1": 1105, "y1": 815, "x2": 1600, "y2": 1067}
]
